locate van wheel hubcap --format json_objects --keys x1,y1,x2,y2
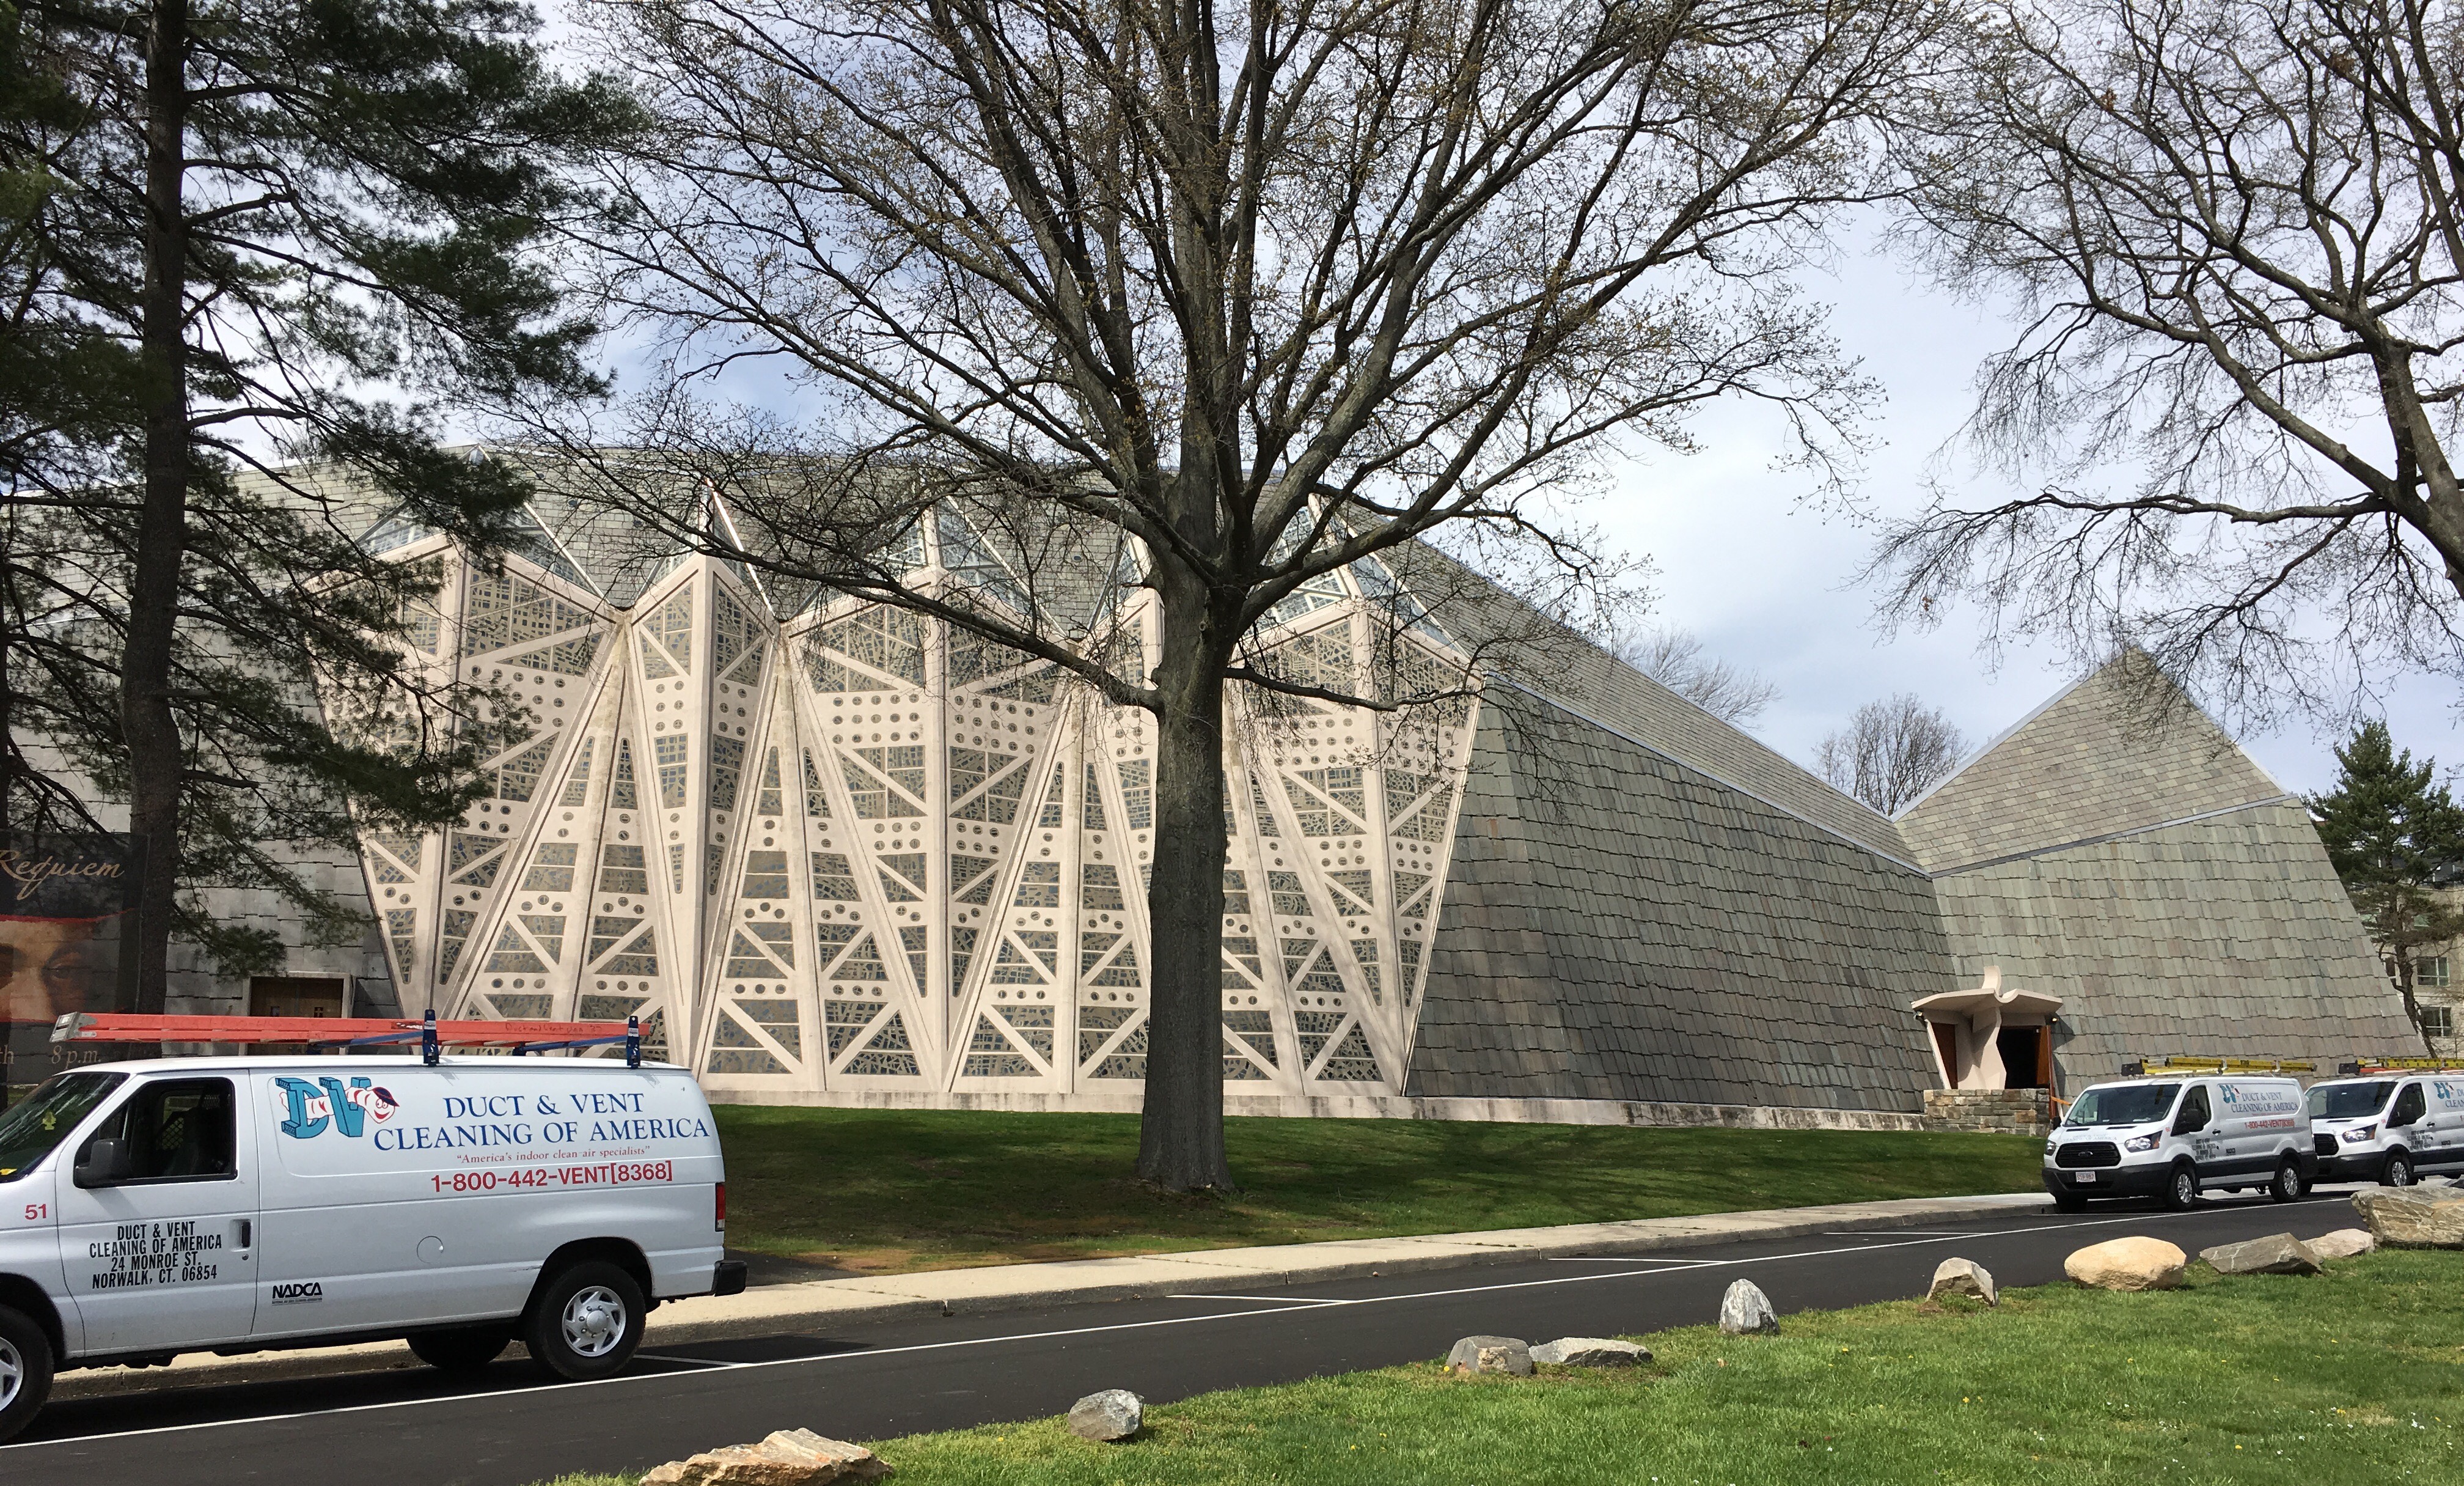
[
  {"x1": 0, "y1": 1336, "x2": 21, "y2": 1410},
  {"x1": 562, "y1": 1286, "x2": 627, "y2": 1359}
]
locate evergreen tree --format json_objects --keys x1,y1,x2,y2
[
  {"x1": 2309, "y1": 721, "x2": 2464, "y2": 1054},
  {"x1": 1, "y1": 0, "x2": 632, "y2": 1003}
]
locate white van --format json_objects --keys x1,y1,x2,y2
[
  {"x1": 2043, "y1": 1075, "x2": 2316, "y2": 1212},
  {"x1": 0, "y1": 1054, "x2": 747, "y2": 1443},
  {"x1": 2306, "y1": 1073, "x2": 2464, "y2": 1187}
]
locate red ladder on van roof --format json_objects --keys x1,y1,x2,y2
[{"x1": 50, "y1": 1010, "x2": 644, "y2": 1064}]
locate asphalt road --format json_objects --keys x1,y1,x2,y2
[{"x1": 0, "y1": 1190, "x2": 2380, "y2": 1485}]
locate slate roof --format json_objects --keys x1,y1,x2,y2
[
  {"x1": 1409, "y1": 699, "x2": 1949, "y2": 1109},
  {"x1": 1901, "y1": 654, "x2": 2415, "y2": 1076}
]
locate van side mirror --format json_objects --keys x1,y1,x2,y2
[
  {"x1": 2171, "y1": 1108, "x2": 2205, "y2": 1136},
  {"x1": 76, "y1": 1136, "x2": 131, "y2": 1188}
]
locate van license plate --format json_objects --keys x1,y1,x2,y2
[{"x1": 2075, "y1": 1172, "x2": 2098, "y2": 1183}]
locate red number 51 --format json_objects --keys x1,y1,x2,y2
[{"x1": 22, "y1": 1204, "x2": 46, "y2": 1221}]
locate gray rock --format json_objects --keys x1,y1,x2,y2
[
  {"x1": 1530, "y1": 1337, "x2": 1650, "y2": 1367},
  {"x1": 1445, "y1": 1335, "x2": 1534, "y2": 1375},
  {"x1": 1066, "y1": 1389, "x2": 1143, "y2": 1442},
  {"x1": 2199, "y1": 1232, "x2": 2323, "y2": 1276},
  {"x1": 2352, "y1": 1187, "x2": 2464, "y2": 1248},
  {"x1": 2309, "y1": 1227, "x2": 2377, "y2": 1259},
  {"x1": 1926, "y1": 1257, "x2": 1997, "y2": 1307},
  {"x1": 1718, "y1": 1279, "x2": 1778, "y2": 1335}
]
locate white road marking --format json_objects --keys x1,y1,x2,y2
[
  {"x1": 632, "y1": 1353, "x2": 747, "y2": 1369},
  {"x1": 0, "y1": 1204, "x2": 2284, "y2": 1454},
  {"x1": 1159, "y1": 1294, "x2": 1355, "y2": 1306}
]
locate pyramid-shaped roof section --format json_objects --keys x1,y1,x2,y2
[
  {"x1": 1382, "y1": 541, "x2": 1918, "y2": 867},
  {"x1": 1896, "y1": 652, "x2": 2294, "y2": 875}
]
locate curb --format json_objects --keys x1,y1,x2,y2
[{"x1": 49, "y1": 1191, "x2": 2053, "y2": 1402}]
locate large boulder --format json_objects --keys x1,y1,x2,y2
[
  {"x1": 2352, "y1": 1187, "x2": 2464, "y2": 1248},
  {"x1": 1066, "y1": 1389, "x2": 1143, "y2": 1442},
  {"x1": 2309, "y1": 1227, "x2": 2377, "y2": 1260},
  {"x1": 1446, "y1": 1336, "x2": 1534, "y2": 1376},
  {"x1": 2198, "y1": 1233, "x2": 2323, "y2": 1276},
  {"x1": 1718, "y1": 1279, "x2": 1779, "y2": 1334},
  {"x1": 1926, "y1": 1257, "x2": 1997, "y2": 1307},
  {"x1": 2063, "y1": 1237, "x2": 2187, "y2": 1291},
  {"x1": 1530, "y1": 1337, "x2": 1651, "y2": 1367},
  {"x1": 642, "y1": 1429, "x2": 892, "y2": 1486}
]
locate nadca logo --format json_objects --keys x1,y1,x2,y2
[
  {"x1": 273, "y1": 1076, "x2": 400, "y2": 1139},
  {"x1": 270, "y1": 1281, "x2": 324, "y2": 1304}
]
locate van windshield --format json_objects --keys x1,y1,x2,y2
[
  {"x1": 2308, "y1": 1081, "x2": 2396, "y2": 1120},
  {"x1": 2067, "y1": 1083, "x2": 2180, "y2": 1127},
  {"x1": 0, "y1": 1071, "x2": 127, "y2": 1182}
]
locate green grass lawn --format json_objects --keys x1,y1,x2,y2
[
  {"x1": 714, "y1": 1105, "x2": 2043, "y2": 1273},
  {"x1": 548, "y1": 1247, "x2": 2458, "y2": 1485}
]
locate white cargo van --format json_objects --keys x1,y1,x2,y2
[
  {"x1": 2306, "y1": 1073, "x2": 2464, "y2": 1187},
  {"x1": 2042, "y1": 1075, "x2": 2316, "y2": 1212},
  {"x1": 0, "y1": 1054, "x2": 747, "y2": 1443}
]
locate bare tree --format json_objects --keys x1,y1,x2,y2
[
  {"x1": 1871, "y1": 0, "x2": 2464, "y2": 725},
  {"x1": 570, "y1": 0, "x2": 1955, "y2": 1188},
  {"x1": 1816, "y1": 693, "x2": 1965, "y2": 813},
  {"x1": 1611, "y1": 624, "x2": 1778, "y2": 723}
]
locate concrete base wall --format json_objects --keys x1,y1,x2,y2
[
  {"x1": 1922, "y1": 1087, "x2": 2053, "y2": 1134},
  {"x1": 704, "y1": 1087, "x2": 1931, "y2": 1131}
]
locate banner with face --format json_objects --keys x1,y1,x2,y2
[{"x1": 2, "y1": 834, "x2": 144, "y2": 1090}]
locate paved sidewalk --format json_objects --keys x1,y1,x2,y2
[{"x1": 53, "y1": 1190, "x2": 2050, "y2": 1400}]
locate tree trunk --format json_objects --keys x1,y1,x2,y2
[
  {"x1": 1135, "y1": 570, "x2": 1234, "y2": 1191},
  {"x1": 2397, "y1": 958, "x2": 2436, "y2": 1057},
  {"x1": 123, "y1": 0, "x2": 191, "y2": 1015}
]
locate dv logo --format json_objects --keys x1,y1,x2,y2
[
  {"x1": 270, "y1": 1281, "x2": 324, "y2": 1305},
  {"x1": 273, "y1": 1076, "x2": 400, "y2": 1139}
]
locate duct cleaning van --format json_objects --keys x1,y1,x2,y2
[
  {"x1": 2042, "y1": 1074, "x2": 2315, "y2": 1212},
  {"x1": 0, "y1": 1054, "x2": 746, "y2": 1443},
  {"x1": 2306, "y1": 1072, "x2": 2464, "y2": 1187}
]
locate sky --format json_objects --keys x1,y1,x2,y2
[{"x1": 1586, "y1": 237, "x2": 2464, "y2": 800}]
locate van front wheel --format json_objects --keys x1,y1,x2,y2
[
  {"x1": 408, "y1": 1325, "x2": 515, "y2": 1372},
  {"x1": 0, "y1": 1304, "x2": 56, "y2": 1445},
  {"x1": 526, "y1": 1261, "x2": 645, "y2": 1381},
  {"x1": 2163, "y1": 1162, "x2": 2201, "y2": 1212},
  {"x1": 2384, "y1": 1150, "x2": 2416, "y2": 1188}
]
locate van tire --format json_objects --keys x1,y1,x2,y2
[
  {"x1": 2384, "y1": 1150, "x2": 2416, "y2": 1188},
  {"x1": 2163, "y1": 1161, "x2": 2200, "y2": 1211},
  {"x1": 2268, "y1": 1159, "x2": 2303, "y2": 1204},
  {"x1": 0, "y1": 1304, "x2": 55, "y2": 1445},
  {"x1": 408, "y1": 1325, "x2": 515, "y2": 1372},
  {"x1": 2052, "y1": 1193, "x2": 2089, "y2": 1213},
  {"x1": 524, "y1": 1261, "x2": 645, "y2": 1381}
]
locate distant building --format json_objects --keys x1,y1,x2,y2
[{"x1": 38, "y1": 463, "x2": 2417, "y2": 1119}]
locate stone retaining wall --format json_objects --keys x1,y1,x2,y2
[
  {"x1": 703, "y1": 1087, "x2": 1932, "y2": 1131},
  {"x1": 1921, "y1": 1087, "x2": 2053, "y2": 1134}
]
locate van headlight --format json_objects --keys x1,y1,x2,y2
[
  {"x1": 2341, "y1": 1125, "x2": 2377, "y2": 1144},
  {"x1": 2122, "y1": 1130, "x2": 2162, "y2": 1152}
]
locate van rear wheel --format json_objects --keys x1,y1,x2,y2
[
  {"x1": 524, "y1": 1261, "x2": 645, "y2": 1381},
  {"x1": 2268, "y1": 1159, "x2": 2303, "y2": 1204},
  {"x1": 408, "y1": 1325, "x2": 515, "y2": 1372},
  {"x1": 0, "y1": 1304, "x2": 56, "y2": 1445}
]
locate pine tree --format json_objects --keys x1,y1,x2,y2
[
  {"x1": 1, "y1": 0, "x2": 633, "y2": 1002},
  {"x1": 2309, "y1": 721, "x2": 2464, "y2": 1054}
]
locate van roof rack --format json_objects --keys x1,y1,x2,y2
[
  {"x1": 2122, "y1": 1056, "x2": 2316, "y2": 1076},
  {"x1": 50, "y1": 1010, "x2": 646, "y2": 1067},
  {"x1": 2339, "y1": 1057, "x2": 2464, "y2": 1076}
]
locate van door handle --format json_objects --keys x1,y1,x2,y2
[{"x1": 233, "y1": 1218, "x2": 253, "y2": 1253}]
